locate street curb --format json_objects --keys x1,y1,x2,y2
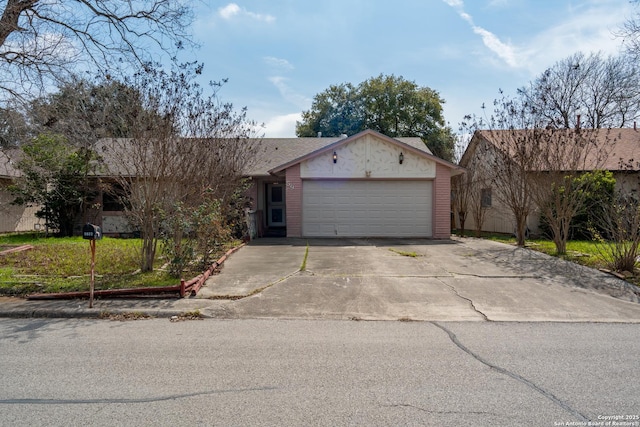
[{"x1": 0, "y1": 306, "x2": 202, "y2": 319}]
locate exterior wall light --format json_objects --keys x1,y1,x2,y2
[
  {"x1": 333, "y1": 151, "x2": 338, "y2": 163},
  {"x1": 399, "y1": 152, "x2": 404, "y2": 164}
]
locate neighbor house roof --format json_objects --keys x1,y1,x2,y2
[
  {"x1": 248, "y1": 130, "x2": 434, "y2": 177},
  {"x1": 467, "y1": 128, "x2": 640, "y2": 172}
]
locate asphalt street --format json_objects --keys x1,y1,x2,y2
[{"x1": 1, "y1": 318, "x2": 638, "y2": 427}]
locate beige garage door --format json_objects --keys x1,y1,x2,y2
[{"x1": 302, "y1": 180, "x2": 433, "y2": 237}]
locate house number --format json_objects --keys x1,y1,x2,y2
[{"x1": 286, "y1": 181, "x2": 295, "y2": 190}]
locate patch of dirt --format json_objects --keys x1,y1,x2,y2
[
  {"x1": 170, "y1": 311, "x2": 204, "y2": 322},
  {"x1": 98, "y1": 311, "x2": 153, "y2": 321}
]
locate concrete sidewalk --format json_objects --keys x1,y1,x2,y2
[{"x1": 1, "y1": 237, "x2": 639, "y2": 321}]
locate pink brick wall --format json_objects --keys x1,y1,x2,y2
[
  {"x1": 285, "y1": 164, "x2": 302, "y2": 237},
  {"x1": 433, "y1": 164, "x2": 452, "y2": 238}
]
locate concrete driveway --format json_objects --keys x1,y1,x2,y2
[{"x1": 198, "y1": 237, "x2": 640, "y2": 322}]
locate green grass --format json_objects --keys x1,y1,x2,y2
[
  {"x1": 0, "y1": 233, "x2": 232, "y2": 296},
  {"x1": 479, "y1": 233, "x2": 614, "y2": 270},
  {"x1": 300, "y1": 242, "x2": 309, "y2": 271},
  {"x1": 388, "y1": 248, "x2": 420, "y2": 257}
]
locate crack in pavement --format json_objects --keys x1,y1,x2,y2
[
  {"x1": 450, "y1": 272, "x2": 540, "y2": 279},
  {"x1": 436, "y1": 278, "x2": 490, "y2": 321},
  {"x1": 430, "y1": 322, "x2": 590, "y2": 422},
  {"x1": 385, "y1": 403, "x2": 498, "y2": 416},
  {"x1": 0, "y1": 386, "x2": 278, "y2": 405}
]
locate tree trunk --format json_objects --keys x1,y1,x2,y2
[
  {"x1": 140, "y1": 222, "x2": 156, "y2": 272},
  {"x1": 458, "y1": 211, "x2": 467, "y2": 237},
  {"x1": 515, "y1": 217, "x2": 527, "y2": 246}
]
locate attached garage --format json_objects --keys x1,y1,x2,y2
[
  {"x1": 250, "y1": 130, "x2": 462, "y2": 239},
  {"x1": 302, "y1": 180, "x2": 432, "y2": 237}
]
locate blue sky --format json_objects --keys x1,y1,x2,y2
[{"x1": 183, "y1": 0, "x2": 634, "y2": 137}]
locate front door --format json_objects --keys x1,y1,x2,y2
[{"x1": 267, "y1": 184, "x2": 286, "y2": 227}]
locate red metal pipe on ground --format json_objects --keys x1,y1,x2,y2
[{"x1": 27, "y1": 285, "x2": 183, "y2": 300}]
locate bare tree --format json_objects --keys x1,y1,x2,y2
[
  {"x1": 618, "y1": 0, "x2": 640, "y2": 61},
  {"x1": 468, "y1": 169, "x2": 490, "y2": 238},
  {"x1": 0, "y1": 104, "x2": 27, "y2": 147},
  {"x1": 452, "y1": 173, "x2": 470, "y2": 236},
  {"x1": 463, "y1": 95, "x2": 543, "y2": 247},
  {"x1": 457, "y1": 121, "x2": 491, "y2": 237},
  {"x1": 0, "y1": 0, "x2": 194, "y2": 102},
  {"x1": 592, "y1": 193, "x2": 640, "y2": 273},
  {"x1": 471, "y1": 122, "x2": 610, "y2": 253},
  {"x1": 518, "y1": 52, "x2": 640, "y2": 129},
  {"x1": 526, "y1": 129, "x2": 611, "y2": 254},
  {"x1": 101, "y1": 63, "x2": 260, "y2": 272},
  {"x1": 452, "y1": 136, "x2": 472, "y2": 235}
]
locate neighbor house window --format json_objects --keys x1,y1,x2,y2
[
  {"x1": 102, "y1": 184, "x2": 129, "y2": 212},
  {"x1": 481, "y1": 188, "x2": 492, "y2": 208}
]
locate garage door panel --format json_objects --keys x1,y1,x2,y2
[{"x1": 302, "y1": 180, "x2": 432, "y2": 237}]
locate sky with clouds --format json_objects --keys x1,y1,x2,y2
[{"x1": 184, "y1": 0, "x2": 634, "y2": 137}]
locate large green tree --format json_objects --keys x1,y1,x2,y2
[
  {"x1": 7, "y1": 77, "x2": 152, "y2": 231},
  {"x1": 296, "y1": 74, "x2": 455, "y2": 161},
  {"x1": 29, "y1": 77, "x2": 147, "y2": 146}
]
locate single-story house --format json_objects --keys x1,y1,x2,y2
[
  {"x1": 458, "y1": 127, "x2": 640, "y2": 235},
  {"x1": 0, "y1": 150, "x2": 40, "y2": 233},
  {"x1": 246, "y1": 129, "x2": 462, "y2": 238},
  {"x1": 0, "y1": 129, "x2": 462, "y2": 238}
]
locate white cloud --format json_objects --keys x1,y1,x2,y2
[
  {"x1": 268, "y1": 76, "x2": 311, "y2": 109},
  {"x1": 471, "y1": 26, "x2": 519, "y2": 68},
  {"x1": 264, "y1": 56, "x2": 294, "y2": 71},
  {"x1": 442, "y1": 0, "x2": 520, "y2": 68},
  {"x1": 442, "y1": 0, "x2": 627, "y2": 72},
  {"x1": 522, "y1": 4, "x2": 629, "y2": 73},
  {"x1": 442, "y1": 0, "x2": 463, "y2": 7},
  {"x1": 263, "y1": 113, "x2": 300, "y2": 137},
  {"x1": 218, "y1": 3, "x2": 275, "y2": 23},
  {"x1": 219, "y1": 3, "x2": 240, "y2": 19}
]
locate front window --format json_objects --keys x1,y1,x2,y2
[{"x1": 481, "y1": 188, "x2": 492, "y2": 208}]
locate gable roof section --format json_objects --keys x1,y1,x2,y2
[
  {"x1": 465, "y1": 128, "x2": 640, "y2": 172},
  {"x1": 246, "y1": 136, "x2": 345, "y2": 177},
  {"x1": 265, "y1": 129, "x2": 461, "y2": 176}
]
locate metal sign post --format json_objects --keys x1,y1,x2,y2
[{"x1": 83, "y1": 224, "x2": 102, "y2": 308}]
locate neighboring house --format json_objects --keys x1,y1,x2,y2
[
  {"x1": 246, "y1": 129, "x2": 462, "y2": 238},
  {"x1": 0, "y1": 150, "x2": 40, "y2": 233},
  {"x1": 458, "y1": 127, "x2": 640, "y2": 235}
]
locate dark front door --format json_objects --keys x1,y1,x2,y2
[{"x1": 267, "y1": 184, "x2": 286, "y2": 227}]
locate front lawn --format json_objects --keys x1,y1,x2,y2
[
  {"x1": 489, "y1": 235, "x2": 601, "y2": 266},
  {"x1": 0, "y1": 233, "x2": 234, "y2": 296},
  {"x1": 470, "y1": 232, "x2": 639, "y2": 285}
]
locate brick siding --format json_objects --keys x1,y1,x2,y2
[
  {"x1": 434, "y1": 164, "x2": 452, "y2": 238},
  {"x1": 285, "y1": 164, "x2": 302, "y2": 237}
]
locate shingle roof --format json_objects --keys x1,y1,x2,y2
[
  {"x1": 248, "y1": 135, "x2": 432, "y2": 176},
  {"x1": 472, "y1": 128, "x2": 640, "y2": 171},
  {"x1": 1, "y1": 132, "x2": 436, "y2": 180}
]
